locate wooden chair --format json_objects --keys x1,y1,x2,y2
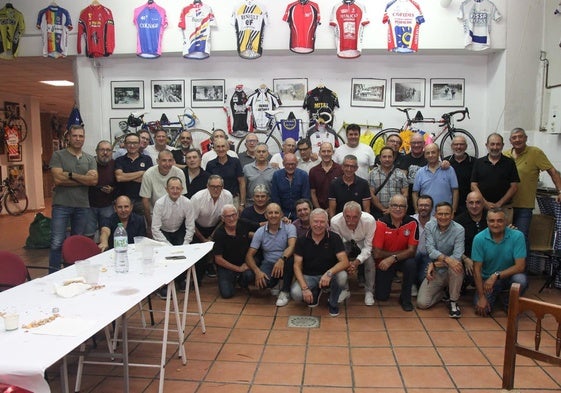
[
  {"x1": 528, "y1": 214, "x2": 561, "y2": 292},
  {"x1": 502, "y1": 283, "x2": 561, "y2": 389}
]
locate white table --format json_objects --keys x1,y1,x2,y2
[{"x1": 0, "y1": 242, "x2": 213, "y2": 393}]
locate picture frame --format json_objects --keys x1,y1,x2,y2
[
  {"x1": 430, "y1": 78, "x2": 465, "y2": 107},
  {"x1": 390, "y1": 78, "x2": 426, "y2": 107},
  {"x1": 351, "y1": 78, "x2": 386, "y2": 108},
  {"x1": 151, "y1": 80, "x2": 185, "y2": 108},
  {"x1": 7, "y1": 144, "x2": 22, "y2": 162},
  {"x1": 191, "y1": 79, "x2": 225, "y2": 108},
  {"x1": 109, "y1": 118, "x2": 132, "y2": 148},
  {"x1": 272, "y1": 78, "x2": 308, "y2": 107},
  {"x1": 110, "y1": 80, "x2": 144, "y2": 110}
]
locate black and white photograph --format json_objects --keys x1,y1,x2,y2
[
  {"x1": 191, "y1": 79, "x2": 225, "y2": 108},
  {"x1": 273, "y1": 78, "x2": 307, "y2": 107},
  {"x1": 391, "y1": 78, "x2": 425, "y2": 107},
  {"x1": 109, "y1": 118, "x2": 133, "y2": 149},
  {"x1": 430, "y1": 78, "x2": 465, "y2": 107},
  {"x1": 351, "y1": 78, "x2": 386, "y2": 108},
  {"x1": 111, "y1": 81, "x2": 144, "y2": 109},
  {"x1": 151, "y1": 80, "x2": 185, "y2": 108}
]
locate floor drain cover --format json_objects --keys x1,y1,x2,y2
[{"x1": 287, "y1": 315, "x2": 320, "y2": 328}]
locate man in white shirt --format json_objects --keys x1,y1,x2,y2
[
  {"x1": 269, "y1": 138, "x2": 296, "y2": 169},
  {"x1": 144, "y1": 128, "x2": 174, "y2": 165},
  {"x1": 296, "y1": 138, "x2": 319, "y2": 173},
  {"x1": 333, "y1": 123, "x2": 375, "y2": 180}
]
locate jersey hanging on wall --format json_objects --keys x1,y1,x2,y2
[
  {"x1": 458, "y1": 0, "x2": 502, "y2": 51},
  {"x1": 283, "y1": 0, "x2": 321, "y2": 54},
  {"x1": 0, "y1": 4, "x2": 25, "y2": 60},
  {"x1": 36, "y1": 5, "x2": 72, "y2": 58},
  {"x1": 302, "y1": 86, "x2": 339, "y2": 126},
  {"x1": 133, "y1": 2, "x2": 167, "y2": 59},
  {"x1": 246, "y1": 87, "x2": 281, "y2": 131},
  {"x1": 77, "y1": 3, "x2": 115, "y2": 57},
  {"x1": 225, "y1": 85, "x2": 251, "y2": 137},
  {"x1": 178, "y1": 2, "x2": 216, "y2": 59},
  {"x1": 330, "y1": 0, "x2": 369, "y2": 59},
  {"x1": 232, "y1": 0, "x2": 268, "y2": 60},
  {"x1": 383, "y1": 0, "x2": 425, "y2": 53}
]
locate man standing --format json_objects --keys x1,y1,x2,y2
[
  {"x1": 183, "y1": 148, "x2": 210, "y2": 199},
  {"x1": 271, "y1": 153, "x2": 310, "y2": 219},
  {"x1": 292, "y1": 199, "x2": 313, "y2": 237},
  {"x1": 372, "y1": 194, "x2": 418, "y2": 311},
  {"x1": 416, "y1": 202, "x2": 465, "y2": 318},
  {"x1": 375, "y1": 133, "x2": 404, "y2": 167},
  {"x1": 138, "y1": 130, "x2": 151, "y2": 154},
  {"x1": 172, "y1": 130, "x2": 192, "y2": 169},
  {"x1": 296, "y1": 138, "x2": 319, "y2": 173},
  {"x1": 238, "y1": 133, "x2": 260, "y2": 168},
  {"x1": 98, "y1": 195, "x2": 146, "y2": 252},
  {"x1": 49, "y1": 125, "x2": 98, "y2": 273},
  {"x1": 309, "y1": 142, "x2": 343, "y2": 209},
  {"x1": 369, "y1": 146, "x2": 408, "y2": 217},
  {"x1": 206, "y1": 137, "x2": 246, "y2": 209},
  {"x1": 213, "y1": 205, "x2": 259, "y2": 298},
  {"x1": 144, "y1": 128, "x2": 173, "y2": 165},
  {"x1": 292, "y1": 208, "x2": 349, "y2": 317},
  {"x1": 472, "y1": 208, "x2": 528, "y2": 316},
  {"x1": 330, "y1": 201, "x2": 377, "y2": 306},
  {"x1": 246, "y1": 203, "x2": 297, "y2": 307},
  {"x1": 471, "y1": 133, "x2": 520, "y2": 223},
  {"x1": 243, "y1": 142, "x2": 274, "y2": 205},
  {"x1": 88, "y1": 140, "x2": 116, "y2": 237},
  {"x1": 397, "y1": 133, "x2": 426, "y2": 215},
  {"x1": 328, "y1": 154, "x2": 371, "y2": 218},
  {"x1": 269, "y1": 138, "x2": 297, "y2": 169},
  {"x1": 333, "y1": 123, "x2": 375, "y2": 180},
  {"x1": 443, "y1": 135, "x2": 475, "y2": 215},
  {"x1": 115, "y1": 133, "x2": 153, "y2": 214},
  {"x1": 201, "y1": 129, "x2": 238, "y2": 169}
]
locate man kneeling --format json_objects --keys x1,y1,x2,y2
[{"x1": 291, "y1": 208, "x2": 349, "y2": 317}]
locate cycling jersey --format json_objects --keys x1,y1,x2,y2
[
  {"x1": 247, "y1": 87, "x2": 281, "y2": 131},
  {"x1": 306, "y1": 124, "x2": 340, "y2": 153},
  {"x1": 134, "y1": 2, "x2": 167, "y2": 58},
  {"x1": 178, "y1": 2, "x2": 216, "y2": 59},
  {"x1": 302, "y1": 86, "x2": 339, "y2": 126},
  {"x1": 383, "y1": 0, "x2": 425, "y2": 53},
  {"x1": 0, "y1": 5, "x2": 25, "y2": 59},
  {"x1": 283, "y1": 0, "x2": 321, "y2": 54},
  {"x1": 330, "y1": 1, "x2": 369, "y2": 59},
  {"x1": 78, "y1": 4, "x2": 115, "y2": 57},
  {"x1": 232, "y1": 0, "x2": 268, "y2": 60},
  {"x1": 225, "y1": 86, "x2": 251, "y2": 137},
  {"x1": 458, "y1": 0, "x2": 502, "y2": 51},
  {"x1": 36, "y1": 5, "x2": 72, "y2": 58}
]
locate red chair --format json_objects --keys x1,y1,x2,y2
[
  {"x1": 62, "y1": 235, "x2": 100, "y2": 264},
  {"x1": 0, "y1": 383, "x2": 33, "y2": 393},
  {"x1": 0, "y1": 251, "x2": 30, "y2": 291}
]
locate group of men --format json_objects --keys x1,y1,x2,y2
[{"x1": 49, "y1": 122, "x2": 561, "y2": 316}]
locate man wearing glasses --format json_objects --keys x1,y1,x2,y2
[
  {"x1": 238, "y1": 133, "x2": 261, "y2": 168},
  {"x1": 296, "y1": 138, "x2": 318, "y2": 173},
  {"x1": 443, "y1": 135, "x2": 475, "y2": 215},
  {"x1": 372, "y1": 194, "x2": 418, "y2": 311},
  {"x1": 328, "y1": 154, "x2": 371, "y2": 218},
  {"x1": 172, "y1": 130, "x2": 193, "y2": 169}
]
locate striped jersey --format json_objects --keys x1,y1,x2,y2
[
  {"x1": 283, "y1": 1, "x2": 321, "y2": 54},
  {"x1": 36, "y1": 5, "x2": 72, "y2": 58},
  {"x1": 232, "y1": 1, "x2": 268, "y2": 60},
  {"x1": 178, "y1": 2, "x2": 215, "y2": 59}
]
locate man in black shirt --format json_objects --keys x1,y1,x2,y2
[
  {"x1": 328, "y1": 154, "x2": 371, "y2": 218},
  {"x1": 183, "y1": 148, "x2": 210, "y2": 199}
]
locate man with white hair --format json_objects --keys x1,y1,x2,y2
[{"x1": 269, "y1": 137, "x2": 297, "y2": 169}]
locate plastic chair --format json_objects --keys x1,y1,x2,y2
[
  {"x1": 0, "y1": 251, "x2": 31, "y2": 291},
  {"x1": 528, "y1": 214, "x2": 561, "y2": 292},
  {"x1": 62, "y1": 235, "x2": 100, "y2": 264},
  {"x1": 0, "y1": 383, "x2": 33, "y2": 393}
]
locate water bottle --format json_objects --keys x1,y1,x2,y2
[{"x1": 114, "y1": 223, "x2": 129, "y2": 273}]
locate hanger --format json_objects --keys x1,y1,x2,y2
[
  {"x1": 259, "y1": 83, "x2": 267, "y2": 90},
  {"x1": 147, "y1": 0, "x2": 154, "y2": 3},
  {"x1": 299, "y1": 0, "x2": 309, "y2": 4},
  {"x1": 343, "y1": 0, "x2": 354, "y2": 4},
  {"x1": 50, "y1": 1, "x2": 58, "y2": 6},
  {"x1": 5, "y1": 3, "x2": 13, "y2": 8},
  {"x1": 91, "y1": 0, "x2": 100, "y2": 5},
  {"x1": 193, "y1": 0, "x2": 202, "y2": 4}
]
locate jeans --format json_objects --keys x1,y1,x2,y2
[
  {"x1": 375, "y1": 257, "x2": 416, "y2": 305},
  {"x1": 49, "y1": 205, "x2": 90, "y2": 273},
  {"x1": 217, "y1": 265, "x2": 255, "y2": 299},
  {"x1": 513, "y1": 208, "x2": 532, "y2": 255},
  {"x1": 473, "y1": 273, "x2": 529, "y2": 310},
  {"x1": 291, "y1": 271, "x2": 347, "y2": 307},
  {"x1": 260, "y1": 257, "x2": 294, "y2": 293},
  {"x1": 85, "y1": 205, "x2": 114, "y2": 237}
]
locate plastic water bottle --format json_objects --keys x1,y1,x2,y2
[{"x1": 114, "y1": 223, "x2": 129, "y2": 273}]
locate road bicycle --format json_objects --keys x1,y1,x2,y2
[
  {"x1": 235, "y1": 110, "x2": 292, "y2": 155},
  {"x1": 1, "y1": 108, "x2": 28, "y2": 142},
  {"x1": 336, "y1": 120, "x2": 384, "y2": 145},
  {"x1": 369, "y1": 107, "x2": 478, "y2": 159},
  {"x1": 0, "y1": 177, "x2": 28, "y2": 216}
]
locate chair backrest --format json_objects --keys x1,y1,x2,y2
[
  {"x1": 62, "y1": 235, "x2": 100, "y2": 265},
  {"x1": 0, "y1": 383, "x2": 33, "y2": 393},
  {"x1": 502, "y1": 283, "x2": 561, "y2": 390},
  {"x1": 528, "y1": 214, "x2": 555, "y2": 252},
  {"x1": 0, "y1": 251, "x2": 30, "y2": 291}
]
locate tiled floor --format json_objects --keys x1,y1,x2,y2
[{"x1": 2, "y1": 205, "x2": 561, "y2": 392}]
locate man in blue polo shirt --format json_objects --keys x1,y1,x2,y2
[{"x1": 271, "y1": 153, "x2": 310, "y2": 219}]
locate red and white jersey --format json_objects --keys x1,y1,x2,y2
[
  {"x1": 330, "y1": 1, "x2": 369, "y2": 59},
  {"x1": 246, "y1": 88, "x2": 281, "y2": 131},
  {"x1": 77, "y1": 4, "x2": 115, "y2": 57},
  {"x1": 283, "y1": 1, "x2": 321, "y2": 54},
  {"x1": 458, "y1": 0, "x2": 502, "y2": 51},
  {"x1": 382, "y1": 0, "x2": 424, "y2": 53},
  {"x1": 178, "y1": 2, "x2": 216, "y2": 59}
]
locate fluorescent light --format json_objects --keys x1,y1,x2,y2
[{"x1": 40, "y1": 80, "x2": 74, "y2": 87}]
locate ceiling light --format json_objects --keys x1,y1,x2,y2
[{"x1": 40, "y1": 80, "x2": 74, "y2": 87}]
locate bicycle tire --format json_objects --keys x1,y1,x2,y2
[
  {"x1": 236, "y1": 131, "x2": 282, "y2": 156},
  {"x1": 5, "y1": 191, "x2": 28, "y2": 216},
  {"x1": 8, "y1": 116, "x2": 28, "y2": 142},
  {"x1": 369, "y1": 128, "x2": 402, "y2": 155},
  {"x1": 439, "y1": 128, "x2": 479, "y2": 160},
  {"x1": 187, "y1": 128, "x2": 213, "y2": 153}
]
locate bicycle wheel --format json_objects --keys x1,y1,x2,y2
[
  {"x1": 4, "y1": 191, "x2": 28, "y2": 216},
  {"x1": 8, "y1": 116, "x2": 28, "y2": 142},
  {"x1": 236, "y1": 131, "x2": 282, "y2": 156},
  {"x1": 439, "y1": 128, "x2": 479, "y2": 160},
  {"x1": 369, "y1": 128, "x2": 402, "y2": 155},
  {"x1": 187, "y1": 128, "x2": 212, "y2": 154}
]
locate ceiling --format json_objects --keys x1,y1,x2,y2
[{"x1": 0, "y1": 56, "x2": 75, "y2": 116}]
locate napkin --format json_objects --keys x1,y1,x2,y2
[{"x1": 54, "y1": 281, "x2": 91, "y2": 298}]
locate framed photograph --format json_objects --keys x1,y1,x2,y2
[
  {"x1": 151, "y1": 80, "x2": 185, "y2": 108},
  {"x1": 4, "y1": 101, "x2": 20, "y2": 117},
  {"x1": 273, "y1": 78, "x2": 308, "y2": 107},
  {"x1": 351, "y1": 78, "x2": 386, "y2": 108},
  {"x1": 111, "y1": 80, "x2": 144, "y2": 110},
  {"x1": 7, "y1": 144, "x2": 22, "y2": 162},
  {"x1": 191, "y1": 79, "x2": 225, "y2": 108},
  {"x1": 430, "y1": 78, "x2": 465, "y2": 107},
  {"x1": 109, "y1": 118, "x2": 132, "y2": 148},
  {"x1": 390, "y1": 78, "x2": 426, "y2": 107}
]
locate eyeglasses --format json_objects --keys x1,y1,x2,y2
[
  {"x1": 223, "y1": 213, "x2": 238, "y2": 219},
  {"x1": 97, "y1": 148, "x2": 112, "y2": 152},
  {"x1": 390, "y1": 204, "x2": 407, "y2": 209},
  {"x1": 208, "y1": 185, "x2": 223, "y2": 189}
]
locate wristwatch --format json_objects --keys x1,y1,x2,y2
[
  {"x1": 494, "y1": 271, "x2": 501, "y2": 280},
  {"x1": 282, "y1": 255, "x2": 288, "y2": 262},
  {"x1": 393, "y1": 255, "x2": 399, "y2": 263},
  {"x1": 326, "y1": 271, "x2": 333, "y2": 278}
]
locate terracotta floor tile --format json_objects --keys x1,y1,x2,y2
[
  {"x1": 316, "y1": 315, "x2": 349, "y2": 331},
  {"x1": 267, "y1": 329, "x2": 309, "y2": 345},
  {"x1": 202, "y1": 312, "x2": 239, "y2": 328},
  {"x1": 163, "y1": 358, "x2": 211, "y2": 381},
  {"x1": 479, "y1": 346, "x2": 536, "y2": 367},
  {"x1": 347, "y1": 316, "x2": 386, "y2": 331},
  {"x1": 306, "y1": 346, "x2": 350, "y2": 364},
  {"x1": 353, "y1": 365, "x2": 403, "y2": 388},
  {"x1": 304, "y1": 363, "x2": 352, "y2": 387},
  {"x1": 543, "y1": 366, "x2": 561, "y2": 386},
  {"x1": 144, "y1": 379, "x2": 198, "y2": 393},
  {"x1": 393, "y1": 347, "x2": 442, "y2": 366},
  {"x1": 447, "y1": 365, "x2": 502, "y2": 388},
  {"x1": 207, "y1": 301, "x2": 245, "y2": 315},
  {"x1": 227, "y1": 328, "x2": 270, "y2": 345},
  {"x1": 388, "y1": 330, "x2": 432, "y2": 347},
  {"x1": 272, "y1": 315, "x2": 291, "y2": 329},
  {"x1": 197, "y1": 382, "x2": 250, "y2": 393},
  {"x1": 241, "y1": 304, "x2": 277, "y2": 316},
  {"x1": 250, "y1": 385, "x2": 300, "y2": 393},
  {"x1": 437, "y1": 347, "x2": 489, "y2": 365},
  {"x1": 188, "y1": 326, "x2": 232, "y2": 343},
  {"x1": 421, "y1": 317, "x2": 464, "y2": 331},
  {"x1": 400, "y1": 365, "x2": 455, "y2": 388},
  {"x1": 459, "y1": 316, "x2": 504, "y2": 331},
  {"x1": 346, "y1": 304, "x2": 383, "y2": 318},
  {"x1": 499, "y1": 365, "x2": 561, "y2": 389},
  {"x1": 185, "y1": 342, "x2": 222, "y2": 361},
  {"x1": 205, "y1": 360, "x2": 257, "y2": 384},
  {"x1": 384, "y1": 317, "x2": 424, "y2": 331},
  {"x1": 351, "y1": 347, "x2": 395, "y2": 365},
  {"x1": 349, "y1": 331, "x2": 391, "y2": 347},
  {"x1": 429, "y1": 330, "x2": 474, "y2": 347},
  {"x1": 354, "y1": 389, "x2": 406, "y2": 393},
  {"x1": 407, "y1": 389, "x2": 458, "y2": 393},
  {"x1": 468, "y1": 330, "x2": 507, "y2": 347},
  {"x1": 308, "y1": 330, "x2": 350, "y2": 346},
  {"x1": 379, "y1": 304, "x2": 415, "y2": 318},
  {"x1": 216, "y1": 343, "x2": 264, "y2": 362},
  {"x1": 253, "y1": 362, "x2": 304, "y2": 385},
  {"x1": 235, "y1": 315, "x2": 275, "y2": 330},
  {"x1": 261, "y1": 344, "x2": 306, "y2": 363},
  {"x1": 84, "y1": 376, "x2": 151, "y2": 393},
  {"x1": 302, "y1": 388, "x2": 354, "y2": 393}
]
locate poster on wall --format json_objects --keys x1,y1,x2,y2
[
  {"x1": 109, "y1": 118, "x2": 131, "y2": 148},
  {"x1": 390, "y1": 78, "x2": 425, "y2": 107},
  {"x1": 430, "y1": 78, "x2": 465, "y2": 107},
  {"x1": 351, "y1": 78, "x2": 386, "y2": 108},
  {"x1": 7, "y1": 144, "x2": 22, "y2": 162},
  {"x1": 191, "y1": 79, "x2": 225, "y2": 108},
  {"x1": 272, "y1": 78, "x2": 307, "y2": 107},
  {"x1": 151, "y1": 80, "x2": 185, "y2": 108},
  {"x1": 110, "y1": 81, "x2": 145, "y2": 109}
]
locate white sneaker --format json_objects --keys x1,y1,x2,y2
[
  {"x1": 276, "y1": 291, "x2": 290, "y2": 307},
  {"x1": 338, "y1": 289, "x2": 351, "y2": 304},
  {"x1": 270, "y1": 282, "x2": 281, "y2": 297},
  {"x1": 411, "y1": 284, "x2": 418, "y2": 297},
  {"x1": 364, "y1": 292, "x2": 375, "y2": 306}
]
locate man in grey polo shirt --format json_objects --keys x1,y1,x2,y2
[{"x1": 243, "y1": 142, "x2": 274, "y2": 205}]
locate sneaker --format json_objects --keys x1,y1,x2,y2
[
  {"x1": 449, "y1": 301, "x2": 461, "y2": 318},
  {"x1": 270, "y1": 282, "x2": 281, "y2": 297},
  {"x1": 364, "y1": 292, "x2": 375, "y2": 306},
  {"x1": 399, "y1": 297, "x2": 413, "y2": 312},
  {"x1": 308, "y1": 289, "x2": 322, "y2": 308},
  {"x1": 276, "y1": 291, "x2": 290, "y2": 307},
  {"x1": 411, "y1": 284, "x2": 418, "y2": 297},
  {"x1": 338, "y1": 289, "x2": 351, "y2": 303},
  {"x1": 328, "y1": 303, "x2": 340, "y2": 317},
  {"x1": 158, "y1": 286, "x2": 168, "y2": 300}
]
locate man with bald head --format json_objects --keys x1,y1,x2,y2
[
  {"x1": 270, "y1": 137, "x2": 297, "y2": 169},
  {"x1": 443, "y1": 135, "x2": 475, "y2": 215},
  {"x1": 309, "y1": 142, "x2": 343, "y2": 209},
  {"x1": 98, "y1": 195, "x2": 146, "y2": 252},
  {"x1": 396, "y1": 132, "x2": 426, "y2": 214},
  {"x1": 271, "y1": 152, "x2": 310, "y2": 219}
]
